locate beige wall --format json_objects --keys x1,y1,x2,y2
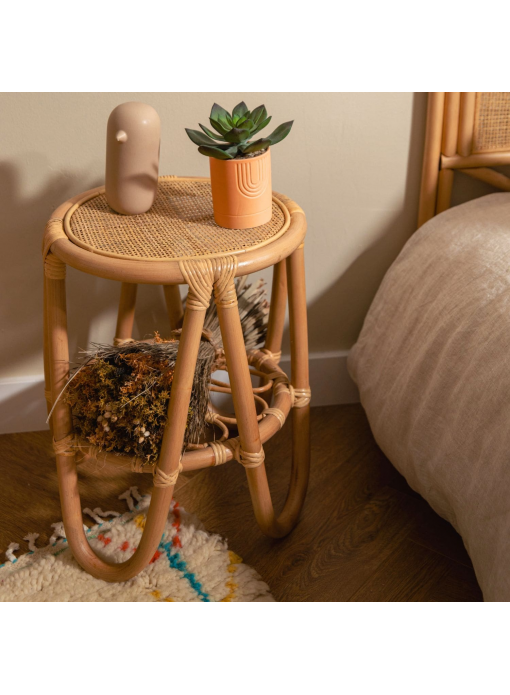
[{"x1": 0, "y1": 92, "x2": 427, "y2": 380}]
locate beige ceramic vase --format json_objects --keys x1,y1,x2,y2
[
  {"x1": 105, "y1": 102, "x2": 161, "y2": 215},
  {"x1": 209, "y1": 148, "x2": 272, "y2": 229}
]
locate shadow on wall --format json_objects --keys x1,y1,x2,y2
[
  {"x1": 0, "y1": 160, "x2": 178, "y2": 432},
  {"x1": 0, "y1": 160, "x2": 173, "y2": 376},
  {"x1": 281, "y1": 92, "x2": 429, "y2": 354}
]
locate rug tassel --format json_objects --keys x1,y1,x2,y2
[
  {"x1": 5, "y1": 543, "x2": 19, "y2": 562},
  {"x1": 130, "y1": 486, "x2": 142, "y2": 503},
  {"x1": 118, "y1": 489, "x2": 135, "y2": 511},
  {"x1": 49, "y1": 521, "x2": 88, "y2": 544},
  {"x1": 83, "y1": 507, "x2": 121, "y2": 524},
  {"x1": 24, "y1": 533, "x2": 39, "y2": 552}
]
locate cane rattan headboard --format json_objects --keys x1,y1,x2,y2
[{"x1": 418, "y1": 92, "x2": 510, "y2": 227}]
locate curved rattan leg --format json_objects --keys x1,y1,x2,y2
[
  {"x1": 260, "y1": 260, "x2": 287, "y2": 403},
  {"x1": 43, "y1": 276, "x2": 53, "y2": 431},
  {"x1": 216, "y1": 253, "x2": 310, "y2": 538},
  {"x1": 264, "y1": 259, "x2": 287, "y2": 360},
  {"x1": 163, "y1": 284, "x2": 184, "y2": 331},
  {"x1": 114, "y1": 282, "x2": 137, "y2": 345},
  {"x1": 46, "y1": 258, "x2": 210, "y2": 582}
]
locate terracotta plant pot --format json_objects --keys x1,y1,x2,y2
[{"x1": 209, "y1": 148, "x2": 272, "y2": 229}]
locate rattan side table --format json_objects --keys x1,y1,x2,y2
[{"x1": 43, "y1": 176, "x2": 310, "y2": 582}]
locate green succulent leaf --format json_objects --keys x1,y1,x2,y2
[
  {"x1": 239, "y1": 119, "x2": 255, "y2": 133},
  {"x1": 267, "y1": 120, "x2": 294, "y2": 146},
  {"x1": 222, "y1": 127, "x2": 252, "y2": 144},
  {"x1": 209, "y1": 103, "x2": 232, "y2": 130},
  {"x1": 250, "y1": 115, "x2": 272, "y2": 137},
  {"x1": 240, "y1": 138, "x2": 271, "y2": 154},
  {"x1": 185, "y1": 128, "x2": 220, "y2": 147},
  {"x1": 198, "y1": 145, "x2": 234, "y2": 160},
  {"x1": 215, "y1": 144, "x2": 239, "y2": 154},
  {"x1": 232, "y1": 101, "x2": 249, "y2": 120},
  {"x1": 199, "y1": 124, "x2": 226, "y2": 142},
  {"x1": 250, "y1": 105, "x2": 267, "y2": 125},
  {"x1": 209, "y1": 117, "x2": 230, "y2": 137}
]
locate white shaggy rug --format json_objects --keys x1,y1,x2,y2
[{"x1": 0, "y1": 488, "x2": 274, "y2": 602}]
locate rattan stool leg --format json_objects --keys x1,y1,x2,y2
[
  {"x1": 265, "y1": 259, "x2": 287, "y2": 359},
  {"x1": 46, "y1": 260, "x2": 211, "y2": 582},
  {"x1": 43, "y1": 278, "x2": 53, "y2": 432},
  {"x1": 114, "y1": 282, "x2": 137, "y2": 345},
  {"x1": 260, "y1": 260, "x2": 287, "y2": 403},
  {"x1": 286, "y1": 244, "x2": 311, "y2": 518},
  {"x1": 216, "y1": 260, "x2": 309, "y2": 539},
  {"x1": 163, "y1": 284, "x2": 184, "y2": 331}
]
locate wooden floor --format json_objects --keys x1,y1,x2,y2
[{"x1": 0, "y1": 404, "x2": 482, "y2": 601}]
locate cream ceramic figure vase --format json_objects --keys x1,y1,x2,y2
[{"x1": 105, "y1": 102, "x2": 161, "y2": 215}]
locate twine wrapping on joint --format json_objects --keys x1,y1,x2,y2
[
  {"x1": 153, "y1": 460, "x2": 183, "y2": 488},
  {"x1": 213, "y1": 256, "x2": 238, "y2": 307},
  {"x1": 262, "y1": 370, "x2": 311, "y2": 407},
  {"x1": 229, "y1": 440, "x2": 265, "y2": 469},
  {"x1": 179, "y1": 259, "x2": 215, "y2": 310},
  {"x1": 205, "y1": 410, "x2": 229, "y2": 441},
  {"x1": 263, "y1": 407, "x2": 286, "y2": 430},
  {"x1": 265, "y1": 371, "x2": 290, "y2": 397},
  {"x1": 42, "y1": 218, "x2": 65, "y2": 261},
  {"x1": 53, "y1": 433, "x2": 76, "y2": 457},
  {"x1": 289, "y1": 386, "x2": 312, "y2": 408},
  {"x1": 209, "y1": 439, "x2": 229, "y2": 466},
  {"x1": 179, "y1": 256, "x2": 239, "y2": 311},
  {"x1": 257, "y1": 348, "x2": 282, "y2": 365},
  {"x1": 113, "y1": 337, "x2": 135, "y2": 347},
  {"x1": 44, "y1": 253, "x2": 66, "y2": 280}
]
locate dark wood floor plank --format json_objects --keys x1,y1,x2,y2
[
  {"x1": 349, "y1": 537, "x2": 453, "y2": 602},
  {"x1": 421, "y1": 560, "x2": 484, "y2": 602},
  {"x1": 0, "y1": 404, "x2": 483, "y2": 602}
]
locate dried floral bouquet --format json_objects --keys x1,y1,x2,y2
[{"x1": 62, "y1": 277, "x2": 269, "y2": 466}]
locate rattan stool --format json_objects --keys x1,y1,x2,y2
[{"x1": 42, "y1": 176, "x2": 310, "y2": 582}]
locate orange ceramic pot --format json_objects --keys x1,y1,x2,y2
[{"x1": 209, "y1": 148, "x2": 272, "y2": 229}]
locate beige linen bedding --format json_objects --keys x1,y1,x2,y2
[{"x1": 348, "y1": 193, "x2": 510, "y2": 601}]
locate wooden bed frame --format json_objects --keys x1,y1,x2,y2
[{"x1": 418, "y1": 92, "x2": 510, "y2": 227}]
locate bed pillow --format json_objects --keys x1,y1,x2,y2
[{"x1": 348, "y1": 193, "x2": 510, "y2": 601}]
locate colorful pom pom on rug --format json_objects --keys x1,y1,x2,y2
[{"x1": 0, "y1": 490, "x2": 274, "y2": 602}]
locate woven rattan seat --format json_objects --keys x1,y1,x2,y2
[{"x1": 64, "y1": 176, "x2": 290, "y2": 262}]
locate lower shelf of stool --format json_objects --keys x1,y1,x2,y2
[{"x1": 74, "y1": 349, "x2": 292, "y2": 473}]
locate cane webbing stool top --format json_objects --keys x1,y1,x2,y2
[
  {"x1": 43, "y1": 175, "x2": 310, "y2": 582},
  {"x1": 43, "y1": 177, "x2": 304, "y2": 286},
  {"x1": 64, "y1": 177, "x2": 290, "y2": 262}
]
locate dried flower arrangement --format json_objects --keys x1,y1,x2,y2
[{"x1": 61, "y1": 277, "x2": 269, "y2": 465}]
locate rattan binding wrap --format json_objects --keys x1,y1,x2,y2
[
  {"x1": 64, "y1": 176, "x2": 290, "y2": 262},
  {"x1": 473, "y1": 93, "x2": 510, "y2": 153}
]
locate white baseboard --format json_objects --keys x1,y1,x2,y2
[
  {"x1": 0, "y1": 376, "x2": 50, "y2": 435},
  {"x1": 280, "y1": 350, "x2": 359, "y2": 407},
  {"x1": 0, "y1": 350, "x2": 358, "y2": 435}
]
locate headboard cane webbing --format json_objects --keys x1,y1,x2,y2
[
  {"x1": 474, "y1": 93, "x2": 510, "y2": 153},
  {"x1": 419, "y1": 92, "x2": 510, "y2": 228}
]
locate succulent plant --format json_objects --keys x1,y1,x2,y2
[{"x1": 185, "y1": 101, "x2": 293, "y2": 160}]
